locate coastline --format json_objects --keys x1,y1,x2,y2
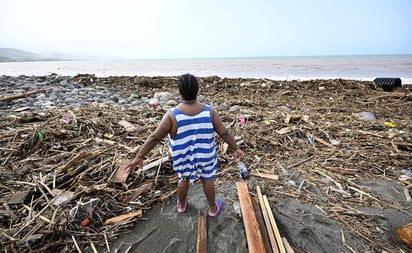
[
  {"x1": 0, "y1": 74, "x2": 411, "y2": 252},
  {"x1": 1, "y1": 54, "x2": 412, "y2": 84}
]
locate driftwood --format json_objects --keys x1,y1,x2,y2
[
  {"x1": 104, "y1": 210, "x2": 143, "y2": 225},
  {"x1": 250, "y1": 171, "x2": 279, "y2": 181},
  {"x1": 0, "y1": 75, "x2": 410, "y2": 252},
  {"x1": 0, "y1": 87, "x2": 53, "y2": 102}
]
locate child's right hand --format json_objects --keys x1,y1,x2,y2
[
  {"x1": 124, "y1": 157, "x2": 143, "y2": 173},
  {"x1": 234, "y1": 149, "x2": 245, "y2": 160}
]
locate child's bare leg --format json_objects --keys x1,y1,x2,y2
[
  {"x1": 201, "y1": 179, "x2": 216, "y2": 213},
  {"x1": 177, "y1": 179, "x2": 189, "y2": 209}
]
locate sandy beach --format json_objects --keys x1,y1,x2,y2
[{"x1": 0, "y1": 75, "x2": 411, "y2": 253}]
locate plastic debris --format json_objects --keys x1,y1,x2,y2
[{"x1": 356, "y1": 112, "x2": 376, "y2": 121}]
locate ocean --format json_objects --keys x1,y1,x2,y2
[{"x1": 1, "y1": 54, "x2": 412, "y2": 84}]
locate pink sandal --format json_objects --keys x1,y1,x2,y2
[
  {"x1": 176, "y1": 199, "x2": 188, "y2": 213},
  {"x1": 208, "y1": 198, "x2": 223, "y2": 217}
]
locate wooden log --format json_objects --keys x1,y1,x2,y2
[
  {"x1": 236, "y1": 182, "x2": 266, "y2": 253},
  {"x1": 256, "y1": 186, "x2": 279, "y2": 253},
  {"x1": 196, "y1": 211, "x2": 207, "y2": 253},
  {"x1": 104, "y1": 210, "x2": 143, "y2": 225},
  {"x1": 250, "y1": 171, "x2": 279, "y2": 181},
  {"x1": 0, "y1": 87, "x2": 53, "y2": 102},
  {"x1": 263, "y1": 195, "x2": 286, "y2": 253}
]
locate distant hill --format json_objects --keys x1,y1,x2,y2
[{"x1": 0, "y1": 48, "x2": 62, "y2": 62}]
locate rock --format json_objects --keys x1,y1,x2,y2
[
  {"x1": 165, "y1": 100, "x2": 177, "y2": 107},
  {"x1": 229, "y1": 105, "x2": 240, "y2": 112}
]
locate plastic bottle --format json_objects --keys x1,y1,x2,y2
[{"x1": 237, "y1": 161, "x2": 250, "y2": 180}]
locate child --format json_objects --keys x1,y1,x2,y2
[{"x1": 125, "y1": 74, "x2": 244, "y2": 217}]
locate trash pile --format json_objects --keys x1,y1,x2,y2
[{"x1": 1, "y1": 75, "x2": 411, "y2": 252}]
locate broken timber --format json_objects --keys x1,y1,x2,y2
[
  {"x1": 104, "y1": 210, "x2": 143, "y2": 225},
  {"x1": 263, "y1": 195, "x2": 286, "y2": 253},
  {"x1": 250, "y1": 171, "x2": 279, "y2": 181},
  {"x1": 196, "y1": 211, "x2": 207, "y2": 253},
  {"x1": 236, "y1": 182, "x2": 266, "y2": 253},
  {"x1": 256, "y1": 186, "x2": 279, "y2": 253}
]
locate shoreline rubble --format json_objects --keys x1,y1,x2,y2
[{"x1": 0, "y1": 74, "x2": 411, "y2": 252}]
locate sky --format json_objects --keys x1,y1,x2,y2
[{"x1": 0, "y1": 0, "x2": 411, "y2": 59}]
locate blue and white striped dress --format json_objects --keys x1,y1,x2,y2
[{"x1": 168, "y1": 105, "x2": 217, "y2": 182}]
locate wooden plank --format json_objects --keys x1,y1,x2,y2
[
  {"x1": 256, "y1": 186, "x2": 279, "y2": 253},
  {"x1": 104, "y1": 210, "x2": 143, "y2": 225},
  {"x1": 110, "y1": 159, "x2": 132, "y2": 183},
  {"x1": 250, "y1": 171, "x2": 279, "y2": 181},
  {"x1": 251, "y1": 195, "x2": 274, "y2": 253},
  {"x1": 263, "y1": 195, "x2": 286, "y2": 253},
  {"x1": 236, "y1": 182, "x2": 266, "y2": 253},
  {"x1": 7, "y1": 190, "x2": 31, "y2": 205},
  {"x1": 111, "y1": 156, "x2": 169, "y2": 183},
  {"x1": 282, "y1": 237, "x2": 295, "y2": 253},
  {"x1": 196, "y1": 211, "x2": 207, "y2": 253}
]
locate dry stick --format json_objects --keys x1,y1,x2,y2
[
  {"x1": 305, "y1": 131, "x2": 336, "y2": 149},
  {"x1": 286, "y1": 155, "x2": 315, "y2": 169},
  {"x1": 71, "y1": 235, "x2": 82, "y2": 253},
  {"x1": 104, "y1": 232, "x2": 111, "y2": 253},
  {"x1": 56, "y1": 151, "x2": 93, "y2": 174},
  {"x1": 333, "y1": 211, "x2": 393, "y2": 252},
  {"x1": 348, "y1": 186, "x2": 380, "y2": 202},
  {"x1": 136, "y1": 156, "x2": 170, "y2": 175},
  {"x1": 90, "y1": 242, "x2": 98, "y2": 253},
  {"x1": 12, "y1": 191, "x2": 64, "y2": 237},
  {"x1": 340, "y1": 177, "x2": 383, "y2": 206},
  {"x1": 22, "y1": 220, "x2": 46, "y2": 241},
  {"x1": 0, "y1": 87, "x2": 53, "y2": 102},
  {"x1": 154, "y1": 141, "x2": 167, "y2": 185},
  {"x1": 314, "y1": 168, "x2": 344, "y2": 190},
  {"x1": 2, "y1": 231, "x2": 17, "y2": 241},
  {"x1": 36, "y1": 181, "x2": 55, "y2": 211},
  {"x1": 369, "y1": 91, "x2": 406, "y2": 101}
]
